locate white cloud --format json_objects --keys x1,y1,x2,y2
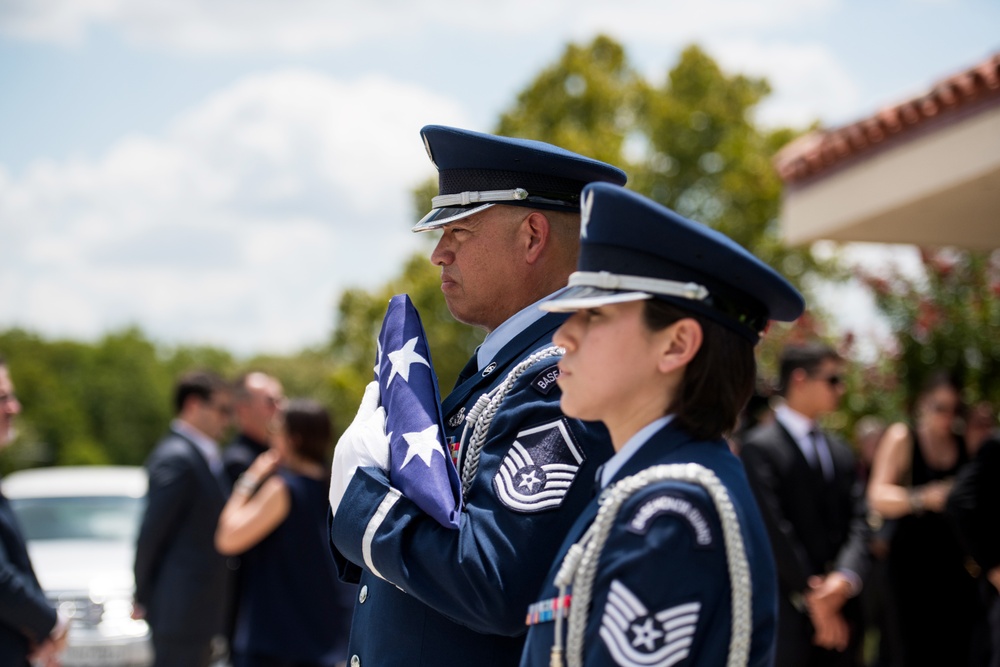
[
  {"x1": 705, "y1": 39, "x2": 861, "y2": 128},
  {"x1": 1, "y1": 0, "x2": 835, "y2": 54},
  {"x1": 0, "y1": 0, "x2": 855, "y2": 130},
  {"x1": 0, "y1": 69, "x2": 469, "y2": 353}
]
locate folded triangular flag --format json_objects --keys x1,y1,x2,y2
[{"x1": 376, "y1": 294, "x2": 463, "y2": 529}]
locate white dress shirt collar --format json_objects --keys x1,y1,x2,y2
[
  {"x1": 171, "y1": 418, "x2": 223, "y2": 474},
  {"x1": 774, "y1": 403, "x2": 814, "y2": 444}
]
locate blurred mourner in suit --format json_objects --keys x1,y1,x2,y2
[
  {"x1": 741, "y1": 343, "x2": 871, "y2": 667},
  {"x1": 327, "y1": 126, "x2": 626, "y2": 667},
  {"x1": 947, "y1": 432, "x2": 1000, "y2": 667},
  {"x1": 223, "y1": 371, "x2": 284, "y2": 487},
  {"x1": 134, "y1": 370, "x2": 235, "y2": 667},
  {"x1": 0, "y1": 354, "x2": 68, "y2": 667},
  {"x1": 219, "y1": 371, "x2": 284, "y2": 649}
]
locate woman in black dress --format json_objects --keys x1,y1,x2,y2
[
  {"x1": 867, "y1": 373, "x2": 980, "y2": 666},
  {"x1": 216, "y1": 399, "x2": 354, "y2": 667}
]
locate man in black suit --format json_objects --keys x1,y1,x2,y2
[
  {"x1": 741, "y1": 343, "x2": 870, "y2": 667},
  {"x1": 219, "y1": 371, "x2": 283, "y2": 646},
  {"x1": 0, "y1": 355, "x2": 68, "y2": 666},
  {"x1": 134, "y1": 370, "x2": 235, "y2": 667},
  {"x1": 948, "y1": 433, "x2": 1000, "y2": 667},
  {"x1": 222, "y1": 371, "x2": 283, "y2": 487}
]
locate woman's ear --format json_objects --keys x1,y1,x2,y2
[{"x1": 657, "y1": 318, "x2": 703, "y2": 375}]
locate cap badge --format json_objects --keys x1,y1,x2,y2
[
  {"x1": 422, "y1": 133, "x2": 436, "y2": 168},
  {"x1": 580, "y1": 189, "x2": 594, "y2": 239}
]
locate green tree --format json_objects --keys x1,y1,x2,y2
[
  {"x1": 496, "y1": 35, "x2": 645, "y2": 169},
  {"x1": 0, "y1": 327, "x2": 244, "y2": 470},
  {"x1": 0, "y1": 329, "x2": 98, "y2": 470},
  {"x1": 85, "y1": 328, "x2": 174, "y2": 465},
  {"x1": 858, "y1": 248, "x2": 1000, "y2": 411}
]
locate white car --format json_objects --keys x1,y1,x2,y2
[{"x1": 2, "y1": 466, "x2": 154, "y2": 667}]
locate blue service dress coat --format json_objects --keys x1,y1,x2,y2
[
  {"x1": 0, "y1": 483, "x2": 57, "y2": 667},
  {"x1": 133, "y1": 429, "x2": 233, "y2": 646},
  {"x1": 520, "y1": 420, "x2": 778, "y2": 667},
  {"x1": 331, "y1": 313, "x2": 615, "y2": 667}
]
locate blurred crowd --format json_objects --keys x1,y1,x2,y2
[
  {"x1": 731, "y1": 345, "x2": 1000, "y2": 667},
  {"x1": 131, "y1": 369, "x2": 356, "y2": 667},
  {"x1": 6, "y1": 347, "x2": 997, "y2": 667}
]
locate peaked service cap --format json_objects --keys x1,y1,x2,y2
[
  {"x1": 541, "y1": 182, "x2": 805, "y2": 342},
  {"x1": 412, "y1": 125, "x2": 627, "y2": 232}
]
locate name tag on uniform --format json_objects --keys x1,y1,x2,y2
[{"x1": 531, "y1": 364, "x2": 560, "y2": 395}]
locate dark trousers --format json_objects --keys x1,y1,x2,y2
[
  {"x1": 152, "y1": 635, "x2": 214, "y2": 667},
  {"x1": 233, "y1": 652, "x2": 344, "y2": 667},
  {"x1": 776, "y1": 596, "x2": 864, "y2": 667},
  {"x1": 983, "y1": 581, "x2": 1000, "y2": 667}
]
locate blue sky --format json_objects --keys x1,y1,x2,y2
[{"x1": 1, "y1": 0, "x2": 997, "y2": 354}]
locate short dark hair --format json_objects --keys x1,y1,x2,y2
[
  {"x1": 777, "y1": 343, "x2": 841, "y2": 396},
  {"x1": 919, "y1": 369, "x2": 961, "y2": 398},
  {"x1": 284, "y1": 399, "x2": 333, "y2": 465},
  {"x1": 173, "y1": 370, "x2": 229, "y2": 415},
  {"x1": 913, "y1": 370, "x2": 963, "y2": 416},
  {"x1": 642, "y1": 299, "x2": 756, "y2": 441}
]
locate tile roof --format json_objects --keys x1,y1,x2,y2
[{"x1": 775, "y1": 52, "x2": 1000, "y2": 185}]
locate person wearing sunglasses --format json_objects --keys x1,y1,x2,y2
[
  {"x1": 867, "y1": 371, "x2": 981, "y2": 667},
  {"x1": 0, "y1": 355, "x2": 69, "y2": 667},
  {"x1": 134, "y1": 370, "x2": 235, "y2": 667},
  {"x1": 740, "y1": 343, "x2": 871, "y2": 667}
]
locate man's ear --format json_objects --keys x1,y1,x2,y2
[
  {"x1": 789, "y1": 367, "x2": 807, "y2": 390},
  {"x1": 521, "y1": 211, "x2": 551, "y2": 264},
  {"x1": 657, "y1": 318, "x2": 703, "y2": 375}
]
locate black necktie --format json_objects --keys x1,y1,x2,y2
[{"x1": 808, "y1": 428, "x2": 832, "y2": 481}]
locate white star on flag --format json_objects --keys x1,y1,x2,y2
[
  {"x1": 401, "y1": 424, "x2": 445, "y2": 468},
  {"x1": 386, "y1": 336, "x2": 429, "y2": 386},
  {"x1": 376, "y1": 294, "x2": 462, "y2": 529},
  {"x1": 374, "y1": 339, "x2": 382, "y2": 377}
]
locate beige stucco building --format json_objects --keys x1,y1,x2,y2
[{"x1": 775, "y1": 53, "x2": 1000, "y2": 251}]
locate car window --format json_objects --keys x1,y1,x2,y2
[{"x1": 10, "y1": 496, "x2": 144, "y2": 542}]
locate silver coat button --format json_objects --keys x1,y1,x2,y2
[{"x1": 359, "y1": 585, "x2": 368, "y2": 604}]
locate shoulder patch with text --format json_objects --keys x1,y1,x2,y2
[{"x1": 627, "y1": 492, "x2": 715, "y2": 548}]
